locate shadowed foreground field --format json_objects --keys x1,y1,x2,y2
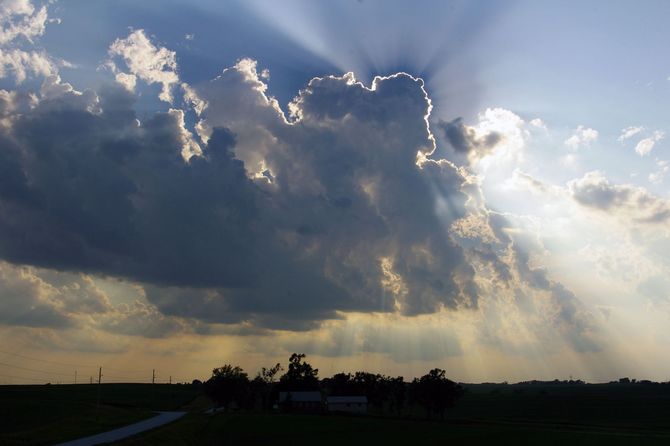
[
  {"x1": 2, "y1": 383, "x2": 670, "y2": 445},
  {"x1": 115, "y1": 383, "x2": 670, "y2": 446},
  {"x1": 0, "y1": 383, "x2": 200, "y2": 445},
  {"x1": 116, "y1": 412, "x2": 670, "y2": 446}
]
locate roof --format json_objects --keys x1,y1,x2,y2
[
  {"x1": 278, "y1": 391, "x2": 322, "y2": 402},
  {"x1": 326, "y1": 396, "x2": 368, "y2": 404}
]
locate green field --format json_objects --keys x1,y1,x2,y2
[
  {"x1": 115, "y1": 411, "x2": 670, "y2": 446},
  {"x1": 0, "y1": 383, "x2": 200, "y2": 445},
  {"x1": 114, "y1": 383, "x2": 670, "y2": 446},
  {"x1": 2, "y1": 383, "x2": 670, "y2": 445}
]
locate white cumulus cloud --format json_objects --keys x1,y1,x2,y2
[
  {"x1": 634, "y1": 130, "x2": 664, "y2": 156},
  {"x1": 618, "y1": 126, "x2": 644, "y2": 143},
  {"x1": 0, "y1": 0, "x2": 57, "y2": 83},
  {"x1": 564, "y1": 125, "x2": 598, "y2": 150},
  {"x1": 107, "y1": 29, "x2": 180, "y2": 103}
]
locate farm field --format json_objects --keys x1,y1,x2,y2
[
  {"x1": 2, "y1": 383, "x2": 670, "y2": 445},
  {"x1": 115, "y1": 383, "x2": 670, "y2": 445},
  {"x1": 0, "y1": 383, "x2": 200, "y2": 445},
  {"x1": 116, "y1": 412, "x2": 670, "y2": 446}
]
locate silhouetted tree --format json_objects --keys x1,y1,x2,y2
[
  {"x1": 386, "y1": 376, "x2": 406, "y2": 415},
  {"x1": 410, "y1": 368, "x2": 463, "y2": 419},
  {"x1": 323, "y1": 372, "x2": 357, "y2": 396},
  {"x1": 203, "y1": 365, "x2": 250, "y2": 409},
  {"x1": 251, "y1": 363, "x2": 283, "y2": 410},
  {"x1": 352, "y1": 372, "x2": 387, "y2": 408},
  {"x1": 279, "y1": 353, "x2": 319, "y2": 390},
  {"x1": 258, "y1": 363, "x2": 283, "y2": 384}
]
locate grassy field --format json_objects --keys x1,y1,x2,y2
[
  {"x1": 0, "y1": 383, "x2": 200, "y2": 445},
  {"x1": 2, "y1": 382, "x2": 670, "y2": 445},
  {"x1": 444, "y1": 383, "x2": 670, "y2": 428},
  {"x1": 114, "y1": 383, "x2": 670, "y2": 446},
  {"x1": 115, "y1": 411, "x2": 670, "y2": 446}
]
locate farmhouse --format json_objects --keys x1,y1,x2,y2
[
  {"x1": 326, "y1": 395, "x2": 368, "y2": 414},
  {"x1": 278, "y1": 391, "x2": 323, "y2": 412}
]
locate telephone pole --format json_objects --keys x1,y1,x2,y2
[
  {"x1": 169, "y1": 375, "x2": 172, "y2": 385},
  {"x1": 96, "y1": 367, "x2": 102, "y2": 421},
  {"x1": 151, "y1": 369, "x2": 156, "y2": 408}
]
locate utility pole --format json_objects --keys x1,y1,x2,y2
[
  {"x1": 96, "y1": 367, "x2": 102, "y2": 421},
  {"x1": 151, "y1": 369, "x2": 156, "y2": 409},
  {"x1": 169, "y1": 375, "x2": 172, "y2": 385},
  {"x1": 74, "y1": 370, "x2": 77, "y2": 385}
]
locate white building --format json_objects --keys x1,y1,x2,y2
[{"x1": 326, "y1": 395, "x2": 368, "y2": 414}]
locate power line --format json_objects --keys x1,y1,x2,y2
[
  {"x1": 0, "y1": 349, "x2": 152, "y2": 376},
  {"x1": 0, "y1": 361, "x2": 76, "y2": 377},
  {"x1": 0, "y1": 349, "x2": 94, "y2": 369},
  {"x1": 0, "y1": 372, "x2": 54, "y2": 383},
  {"x1": 101, "y1": 366, "x2": 150, "y2": 374},
  {"x1": 0, "y1": 350, "x2": 191, "y2": 384}
]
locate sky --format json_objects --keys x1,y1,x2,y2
[{"x1": 1, "y1": 0, "x2": 670, "y2": 385}]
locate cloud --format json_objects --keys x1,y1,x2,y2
[
  {"x1": 649, "y1": 160, "x2": 669, "y2": 184},
  {"x1": 0, "y1": 48, "x2": 54, "y2": 82},
  {"x1": 0, "y1": 29, "x2": 603, "y2": 353},
  {"x1": 0, "y1": 261, "x2": 78, "y2": 328},
  {"x1": 484, "y1": 212, "x2": 602, "y2": 353},
  {"x1": 638, "y1": 275, "x2": 670, "y2": 304},
  {"x1": 0, "y1": 60, "x2": 487, "y2": 329},
  {"x1": 0, "y1": 258, "x2": 201, "y2": 339},
  {"x1": 634, "y1": 130, "x2": 664, "y2": 156},
  {"x1": 98, "y1": 300, "x2": 188, "y2": 339},
  {"x1": 0, "y1": 0, "x2": 58, "y2": 83},
  {"x1": 617, "y1": 127, "x2": 665, "y2": 157},
  {"x1": 511, "y1": 169, "x2": 559, "y2": 196},
  {"x1": 568, "y1": 171, "x2": 670, "y2": 224},
  {"x1": 436, "y1": 108, "x2": 526, "y2": 166},
  {"x1": 529, "y1": 118, "x2": 546, "y2": 130},
  {"x1": 107, "y1": 29, "x2": 180, "y2": 103},
  {"x1": 564, "y1": 125, "x2": 598, "y2": 150},
  {"x1": 266, "y1": 316, "x2": 463, "y2": 363},
  {"x1": 438, "y1": 117, "x2": 501, "y2": 154},
  {"x1": 0, "y1": 0, "x2": 47, "y2": 45},
  {"x1": 618, "y1": 126, "x2": 644, "y2": 143}
]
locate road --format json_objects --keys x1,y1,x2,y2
[{"x1": 54, "y1": 411, "x2": 187, "y2": 446}]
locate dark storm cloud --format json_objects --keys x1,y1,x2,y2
[
  {"x1": 437, "y1": 117, "x2": 501, "y2": 155},
  {"x1": 0, "y1": 66, "x2": 479, "y2": 329},
  {"x1": 0, "y1": 88, "x2": 260, "y2": 288}
]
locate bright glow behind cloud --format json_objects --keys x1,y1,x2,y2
[{"x1": 1, "y1": 1, "x2": 670, "y2": 384}]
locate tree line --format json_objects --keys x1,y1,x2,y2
[{"x1": 201, "y1": 353, "x2": 464, "y2": 418}]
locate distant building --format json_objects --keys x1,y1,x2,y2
[
  {"x1": 278, "y1": 391, "x2": 323, "y2": 412},
  {"x1": 326, "y1": 395, "x2": 368, "y2": 414}
]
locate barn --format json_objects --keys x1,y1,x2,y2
[
  {"x1": 278, "y1": 391, "x2": 323, "y2": 412},
  {"x1": 326, "y1": 395, "x2": 368, "y2": 414}
]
